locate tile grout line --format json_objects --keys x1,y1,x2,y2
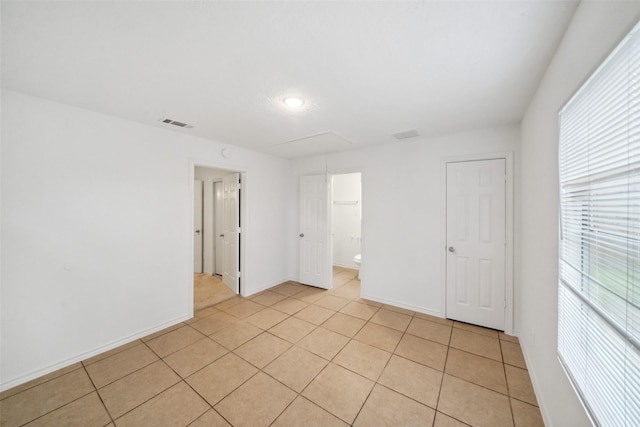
[
  {"x1": 105, "y1": 355, "x2": 182, "y2": 423},
  {"x1": 379, "y1": 313, "x2": 448, "y2": 422},
  {"x1": 159, "y1": 338, "x2": 230, "y2": 383},
  {"x1": 347, "y1": 310, "x2": 413, "y2": 425},
  {"x1": 87, "y1": 348, "x2": 162, "y2": 391},
  {"x1": 82, "y1": 340, "x2": 143, "y2": 368},
  {"x1": 0, "y1": 363, "x2": 86, "y2": 403},
  {"x1": 181, "y1": 376, "x2": 233, "y2": 426},
  {"x1": 19, "y1": 394, "x2": 100, "y2": 427},
  {"x1": 444, "y1": 321, "x2": 540, "y2": 424},
  {"x1": 431, "y1": 320, "x2": 454, "y2": 426},
  {"x1": 80, "y1": 362, "x2": 116, "y2": 426},
  {"x1": 499, "y1": 333, "x2": 519, "y2": 427},
  {"x1": 12, "y1": 379, "x2": 100, "y2": 427},
  {"x1": 145, "y1": 339, "x2": 219, "y2": 425}
]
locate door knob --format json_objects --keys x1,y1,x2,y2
[
  {"x1": 299, "y1": 233, "x2": 305, "y2": 238},
  {"x1": 195, "y1": 230, "x2": 201, "y2": 234},
  {"x1": 448, "y1": 246, "x2": 455, "y2": 252},
  {"x1": 219, "y1": 234, "x2": 224, "y2": 237}
]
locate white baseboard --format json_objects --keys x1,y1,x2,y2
[
  {"x1": 518, "y1": 336, "x2": 552, "y2": 427},
  {"x1": 243, "y1": 277, "x2": 292, "y2": 297},
  {"x1": 333, "y1": 262, "x2": 359, "y2": 270},
  {"x1": 0, "y1": 314, "x2": 190, "y2": 392},
  {"x1": 360, "y1": 292, "x2": 444, "y2": 319}
]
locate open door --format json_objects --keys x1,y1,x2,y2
[
  {"x1": 299, "y1": 174, "x2": 330, "y2": 289},
  {"x1": 193, "y1": 180, "x2": 203, "y2": 273},
  {"x1": 214, "y1": 181, "x2": 224, "y2": 276},
  {"x1": 222, "y1": 173, "x2": 240, "y2": 293}
]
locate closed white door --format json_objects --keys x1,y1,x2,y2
[
  {"x1": 193, "y1": 180, "x2": 203, "y2": 273},
  {"x1": 299, "y1": 175, "x2": 330, "y2": 289},
  {"x1": 446, "y1": 159, "x2": 506, "y2": 330},
  {"x1": 214, "y1": 181, "x2": 224, "y2": 276},
  {"x1": 222, "y1": 173, "x2": 240, "y2": 293}
]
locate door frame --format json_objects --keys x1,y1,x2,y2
[
  {"x1": 297, "y1": 167, "x2": 364, "y2": 290},
  {"x1": 329, "y1": 168, "x2": 363, "y2": 286},
  {"x1": 330, "y1": 172, "x2": 362, "y2": 270},
  {"x1": 441, "y1": 152, "x2": 514, "y2": 334},
  {"x1": 188, "y1": 160, "x2": 247, "y2": 315}
]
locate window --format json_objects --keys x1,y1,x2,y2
[{"x1": 558, "y1": 21, "x2": 640, "y2": 426}]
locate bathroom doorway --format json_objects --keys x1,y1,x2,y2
[{"x1": 330, "y1": 172, "x2": 362, "y2": 288}]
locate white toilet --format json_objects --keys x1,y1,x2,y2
[{"x1": 353, "y1": 254, "x2": 361, "y2": 279}]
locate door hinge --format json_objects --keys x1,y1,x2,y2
[{"x1": 504, "y1": 300, "x2": 507, "y2": 308}]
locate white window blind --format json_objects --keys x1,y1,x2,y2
[{"x1": 558, "y1": 21, "x2": 640, "y2": 427}]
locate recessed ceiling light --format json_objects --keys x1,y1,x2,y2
[{"x1": 283, "y1": 97, "x2": 304, "y2": 108}]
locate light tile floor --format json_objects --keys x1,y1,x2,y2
[
  {"x1": 0, "y1": 267, "x2": 544, "y2": 426},
  {"x1": 194, "y1": 273, "x2": 236, "y2": 310}
]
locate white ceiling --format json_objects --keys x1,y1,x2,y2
[{"x1": 1, "y1": 1, "x2": 578, "y2": 158}]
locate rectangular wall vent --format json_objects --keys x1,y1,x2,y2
[
  {"x1": 159, "y1": 118, "x2": 194, "y2": 129},
  {"x1": 392, "y1": 129, "x2": 420, "y2": 140}
]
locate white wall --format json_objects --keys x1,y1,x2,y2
[
  {"x1": 291, "y1": 124, "x2": 520, "y2": 319},
  {"x1": 332, "y1": 173, "x2": 361, "y2": 269},
  {"x1": 0, "y1": 90, "x2": 291, "y2": 390},
  {"x1": 194, "y1": 166, "x2": 229, "y2": 275},
  {"x1": 519, "y1": 2, "x2": 640, "y2": 426}
]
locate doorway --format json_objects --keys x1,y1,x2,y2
[
  {"x1": 443, "y1": 154, "x2": 513, "y2": 332},
  {"x1": 297, "y1": 171, "x2": 363, "y2": 296},
  {"x1": 193, "y1": 166, "x2": 243, "y2": 310},
  {"x1": 331, "y1": 173, "x2": 361, "y2": 287}
]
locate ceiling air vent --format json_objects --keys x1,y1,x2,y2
[
  {"x1": 159, "y1": 118, "x2": 194, "y2": 129},
  {"x1": 392, "y1": 129, "x2": 420, "y2": 140}
]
